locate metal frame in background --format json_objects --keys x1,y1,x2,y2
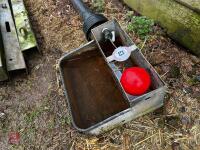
[{"x1": 0, "y1": 0, "x2": 26, "y2": 72}]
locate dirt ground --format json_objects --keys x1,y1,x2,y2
[{"x1": 0, "y1": 0, "x2": 200, "y2": 149}]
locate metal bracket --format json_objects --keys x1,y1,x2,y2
[
  {"x1": 0, "y1": 29, "x2": 8, "y2": 81},
  {"x1": 0, "y1": 0, "x2": 26, "y2": 71},
  {"x1": 10, "y1": 0, "x2": 37, "y2": 51}
]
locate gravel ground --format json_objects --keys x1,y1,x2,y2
[{"x1": 0, "y1": 0, "x2": 199, "y2": 149}]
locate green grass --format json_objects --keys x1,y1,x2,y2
[
  {"x1": 187, "y1": 76, "x2": 200, "y2": 85},
  {"x1": 92, "y1": 0, "x2": 105, "y2": 12},
  {"x1": 61, "y1": 116, "x2": 71, "y2": 126},
  {"x1": 25, "y1": 109, "x2": 43, "y2": 123},
  {"x1": 127, "y1": 15, "x2": 154, "y2": 39}
]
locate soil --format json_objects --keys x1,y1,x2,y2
[{"x1": 0, "y1": 0, "x2": 199, "y2": 149}]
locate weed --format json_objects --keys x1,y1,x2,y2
[
  {"x1": 127, "y1": 16, "x2": 154, "y2": 39},
  {"x1": 187, "y1": 76, "x2": 200, "y2": 85},
  {"x1": 24, "y1": 105, "x2": 47, "y2": 124},
  {"x1": 1, "y1": 122, "x2": 9, "y2": 133},
  {"x1": 24, "y1": 96, "x2": 50, "y2": 124},
  {"x1": 92, "y1": 0, "x2": 105, "y2": 12},
  {"x1": 61, "y1": 116, "x2": 71, "y2": 126},
  {"x1": 21, "y1": 127, "x2": 36, "y2": 144},
  {"x1": 170, "y1": 66, "x2": 181, "y2": 78},
  {"x1": 25, "y1": 110, "x2": 42, "y2": 123}
]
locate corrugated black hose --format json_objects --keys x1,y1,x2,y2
[{"x1": 70, "y1": 0, "x2": 108, "y2": 40}]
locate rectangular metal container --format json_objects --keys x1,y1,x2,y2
[{"x1": 59, "y1": 20, "x2": 166, "y2": 135}]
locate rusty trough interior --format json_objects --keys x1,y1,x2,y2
[{"x1": 60, "y1": 49, "x2": 129, "y2": 129}]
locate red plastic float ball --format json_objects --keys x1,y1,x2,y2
[{"x1": 120, "y1": 67, "x2": 151, "y2": 96}]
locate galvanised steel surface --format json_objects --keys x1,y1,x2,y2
[
  {"x1": 0, "y1": 0, "x2": 26, "y2": 71},
  {"x1": 0, "y1": 28, "x2": 8, "y2": 81},
  {"x1": 10, "y1": 0, "x2": 37, "y2": 51},
  {"x1": 59, "y1": 20, "x2": 167, "y2": 135}
]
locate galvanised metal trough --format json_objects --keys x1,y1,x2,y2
[{"x1": 59, "y1": 0, "x2": 167, "y2": 135}]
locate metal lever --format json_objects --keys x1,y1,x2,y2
[{"x1": 107, "y1": 45, "x2": 138, "y2": 62}]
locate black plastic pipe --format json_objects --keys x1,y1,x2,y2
[
  {"x1": 70, "y1": 0, "x2": 91, "y2": 19},
  {"x1": 70, "y1": 0, "x2": 108, "y2": 40}
]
